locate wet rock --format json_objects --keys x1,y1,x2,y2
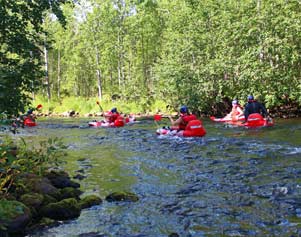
[
  {"x1": 105, "y1": 191, "x2": 139, "y2": 202},
  {"x1": 73, "y1": 174, "x2": 86, "y2": 180},
  {"x1": 0, "y1": 199, "x2": 31, "y2": 235},
  {"x1": 79, "y1": 195, "x2": 102, "y2": 209},
  {"x1": 19, "y1": 193, "x2": 44, "y2": 209},
  {"x1": 78, "y1": 232, "x2": 106, "y2": 237},
  {"x1": 20, "y1": 174, "x2": 60, "y2": 200},
  {"x1": 168, "y1": 233, "x2": 179, "y2": 237},
  {"x1": 41, "y1": 198, "x2": 80, "y2": 220},
  {"x1": 42, "y1": 194, "x2": 58, "y2": 206},
  {"x1": 44, "y1": 170, "x2": 80, "y2": 189},
  {"x1": 59, "y1": 187, "x2": 82, "y2": 200}
]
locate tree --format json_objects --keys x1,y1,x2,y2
[{"x1": 0, "y1": 0, "x2": 66, "y2": 116}]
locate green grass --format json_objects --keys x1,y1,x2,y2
[{"x1": 32, "y1": 96, "x2": 169, "y2": 116}]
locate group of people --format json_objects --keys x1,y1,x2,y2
[
  {"x1": 166, "y1": 95, "x2": 268, "y2": 134},
  {"x1": 225, "y1": 95, "x2": 268, "y2": 121},
  {"x1": 107, "y1": 95, "x2": 268, "y2": 134}
]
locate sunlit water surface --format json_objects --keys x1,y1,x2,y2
[{"x1": 4, "y1": 117, "x2": 301, "y2": 237}]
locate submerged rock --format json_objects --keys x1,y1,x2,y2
[
  {"x1": 79, "y1": 195, "x2": 102, "y2": 209},
  {"x1": 105, "y1": 191, "x2": 139, "y2": 202}
]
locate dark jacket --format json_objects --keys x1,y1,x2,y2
[{"x1": 244, "y1": 100, "x2": 267, "y2": 120}]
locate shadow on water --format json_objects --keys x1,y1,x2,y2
[{"x1": 7, "y1": 117, "x2": 301, "y2": 237}]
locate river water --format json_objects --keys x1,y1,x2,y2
[{"x1": 9, "y1": 117, "x2": 301, "y2": 236}]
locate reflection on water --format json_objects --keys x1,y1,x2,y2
[{"x1": 5, "y1": 117, "x2": 301, "y2": 237}]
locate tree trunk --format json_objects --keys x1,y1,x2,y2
[
  {"x1": 96, "y1": 50, "x2": 102, "y2": 100},
  {"x1": 44, "y1": 44, "x2": 51, "y2": 101},
  {"x1": 57, "y1": 50, "x2": 61, "y2": 99}
]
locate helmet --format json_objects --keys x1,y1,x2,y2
[
  {"x1": 111, "y1": 107, "x2": 117, "y2": 113},
  {"x1": 180, "y1": 105, "x2": 188, "y2": 114},
  {"x1": 232, "y1": 99, "x2": 238, "y2": 105},
  {"x1": 27, "y1": 109, "x2": 34, "y2": 114},
  {"x1": 247, "y1": 95, "x2": 254, "y2": 101}
]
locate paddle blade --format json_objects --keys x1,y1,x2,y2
[
  {"x1": 36, "y1": 104, "x2": 43, "y2": 109},
  {"x1": 154, "y1": 114, "x2": 162, "y2": 121},
  {"x1": 96, "y1": 101, "x2": 100, "y2": 105}
]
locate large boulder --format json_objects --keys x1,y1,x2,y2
[
  {"x1": 0, "y1": 199, "x2": 31, "y2": 235},
  {"x1": 41, "y1": 198, "x2": 81, "y2": 220},
  {"x1": 59, "y1": 187, "x2": 82, "y2": 200},
  {"x1": 44, "y1": 170, "x2": 80, "y2": 189},
  {"x1": 16, "y1": 174, "x2": 60, "y2": 199}
]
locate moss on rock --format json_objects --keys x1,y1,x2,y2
[
  {"x1": 41, "y1": 198, "x2": 80, "y2": 220},
  {"x1": 79, "y1": 195, "x2": 102, "y2": 209},
  {"x1": 105, "y1": 191, "x2": 139, "y2": 202},
  {"x1": 0, "y1": 199, "x2": 31, "y2": 234}
]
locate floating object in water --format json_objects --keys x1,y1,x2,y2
[{"x1": 156, "y1": 120, "x2": 206, "y2": 137}]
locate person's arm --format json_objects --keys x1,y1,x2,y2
[
  {"x1": 169, "y1": 116, "x2": 183, "y2": 126},
  {"x1": 244, "y1": 104, "x2": 249, "y2": 120},
  {"x1": 237, "y1": 106, "x2": 244, "y2": 116},
  {"x1": 259, "y1": 103, "x2": 268, "y2": 117}
]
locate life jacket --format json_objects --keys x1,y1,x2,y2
[
  {"x1": 183, "y1": 120, "x2": 206, "y2": 137},
  {"x1": 114, "y1": 115, "x2": 125, "y2": 127},
  {"x1": 179, "y1": 114, "x2": 197, "y2": 130},
  {"x1": 107, "y1": 112, "x2": 120, "y2": 123}
]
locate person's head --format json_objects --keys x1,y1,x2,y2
[
  {"x1": 180, "y1": 105, "x2": 188, "y2": 114},
  {"x1": 111, "y1": 107, "x2": 117, "y2": 113},
  {"x1": 27, "y1": 109, "x2": 34, "y2": 115},
  {"x1": 232, "y1": 99, "x2": 238, "y2": 107},
  {"x1": 247, "y1": 95, "x2": 254, "y2": 101}
]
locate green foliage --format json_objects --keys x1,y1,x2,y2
[
  {"x1": 0, "y1": 0, "x2": 66, "y2": 116},
  {"x1": 7, "y1": 0, "x2": 300, "y2": 114},
  {"x1": 0, "y1": 136, "x2": 67, "y2": 198},
  {"x1": 34, "y1": 95, "x2": 168, "y2": 114}
]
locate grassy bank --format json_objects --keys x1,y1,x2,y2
[{"x1": 33, "y1": 96, "x2": 169, "y2": 115}]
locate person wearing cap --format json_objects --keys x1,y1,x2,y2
[
  {"x1": 169, "y1": 105, "x2": 197, "y2": 130},
  {"x1": 104, "y1": 107, "x2": 120, "y2": 123},
  {"x1": 244, "y1": 95, "x2": 268, "y2": 120},
  {"x1": 224, "y1": 99, "x2": 244, "y2": 121}
]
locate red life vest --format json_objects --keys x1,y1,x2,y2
[
  {"x1": 183, "y1": 120, "x2": 206, "y2": 137},
  {"x1": 114, "y1": 115, "x2": 125, "y2": 127},
  {"x1": 179, "y1": 114, "x2": 197, "y2": 130},
  {"x1": 107, "y1": 112, "x2": 119, "y2": 123}
]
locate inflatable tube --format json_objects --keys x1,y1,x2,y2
[
  {"x1": 210, "y1": 116, "x2": 245, "y2": 123},
  {"x1": 88, "y1": 116, "x2": 136, "y2": 127},
  {"x1": 24, "y1": 118, "x2": 37, "y2": 127},
  {"x1": 243, "y1": 113, "x2": 274, "y2": 128},
  {"x1": 156, "y1": 120, "x2": 206, "y2": 137}
]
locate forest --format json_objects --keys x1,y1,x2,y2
[{"x1": 1, "y1": 0, "x2": 301, "y2": 116}]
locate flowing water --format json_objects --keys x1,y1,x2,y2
[{"x1": 6, "y1": 118, "x2": 301, "y2": 237}]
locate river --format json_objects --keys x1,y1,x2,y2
[{"x1": 8, "y1": 117, "x2": 301, "y2": 237}]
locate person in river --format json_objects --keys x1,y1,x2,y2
[
  {"x1": 168, "y1": 105, "x2": 197, "y2": 131},
  {"x1": 224, "y1": 99, "x2": 244, "y2": 121},
  {"x1": 160, "y1": 105, "x2": 206, "y2": 137},
  {"x1": 104, "y1": 107, "x2": 125, "y2": 127},
  {"x1": 105, "y1": 107, "x2": 120, "y2": 123},
  {"x1": 244, "y1": 95, "x2": 268, "y2": 120}
]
